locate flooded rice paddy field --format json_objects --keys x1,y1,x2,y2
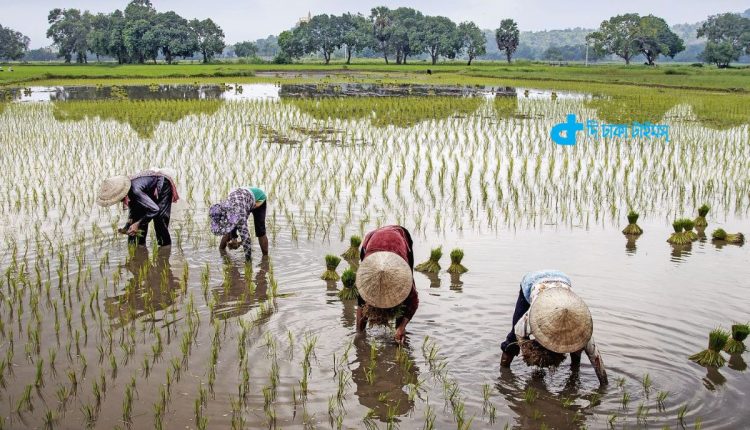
[{"x1": 0, "y1": 83, "x2": 748, "y2": 429}]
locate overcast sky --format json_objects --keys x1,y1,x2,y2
[{"x1": 4, "y1": 0, "x2": 748, "y2": 48}]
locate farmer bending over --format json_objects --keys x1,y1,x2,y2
[
  {"x1": 209, "y1": 187, "x2": 269, "y2": 260},
  {"x1": 356, "y1": 225, "x2": 418, "y2": 344},
  {"x1": 96, "y1": 170, "x2": 179, "y2": 247},
  {"x1": 500, "y1": 270, "x2": 608, "y2": 385}
]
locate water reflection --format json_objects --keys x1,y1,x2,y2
[
  {"x1": 105, "y1": 246, "x2": 180, "y2": 327},
  {"x1": 419, "y1": 271, "x2": 442, "y2": 288},
  {"x1": 702, "y1": 367, "x2": 727, "y2": 390},
  {"x1": 496, "y1": 367, "x2": 593, "y2": 430},
  {"x1": 450, "y1": 273, "x2": 464, "y2": 292},
  {"x1": 625, "y1": 235, "x2": 638, "y2": 255},
  {"x1": 351, "y1": 335, "x2": 419, "y2": 422},
  {"x1": 211, "y1": 254, "x2": 270, "y2": 320},
  {"x1": 669, "y1": 243, "x2": 692, "y2": 262},
  {"x1": 728, "y1": 354, "x2": 747, "y2": 372}
]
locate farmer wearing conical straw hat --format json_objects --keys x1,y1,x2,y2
[
  {"x1": 96, "y1": 169, "x2": 179, "y2": 247},
  {"x1": 209, "y1": 187, "x2": 269, "y2": 260},
  {"x1": 500, "y1": 270, "x2": 608, "y2": 385},
  {"x1": 356, "y1": 225, "x2": 419, "y2": 344}
]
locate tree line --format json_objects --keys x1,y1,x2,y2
[{"x1": 43, "y1": 0, "x2": 225, "y2": 64}]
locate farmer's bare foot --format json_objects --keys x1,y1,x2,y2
[{"x1": 501, "y1": 351, "x2": 514, "y2": 367}]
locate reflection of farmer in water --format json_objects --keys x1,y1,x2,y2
[
  {"x1": 211, "y1": 253, "x2": 271, "y2": 319},
  {"x1": 355, "y1": 225, "x2": 419, "y2": 344},
  {"x1": 96, "y1": 169, "x2": 179, "y2": 247},
  {"x1": 500, "y1": 270, "x2": 608, "y2": 385},
  {"x1": 209, "y1": 186, "x2": 269, "y2": 260},
  {"x1": 351, "y1": 335, "x2": 419, "y2": 421},
  {"x1": 105, "y1": 246, "x2": 179, "y2": 327}
]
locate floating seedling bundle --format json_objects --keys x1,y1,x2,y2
[
  {"x1": 415, "y1": 247, "x2": 442, "y2": 273},
  {"x1": 694, "y1": 204, "x2": 710, "y2": 228},
  {"x1": 446, "y1": 248, "x2": 468, "y2": 274},
  {"x1": 689, "y1": 328, "x2": 729, "y2": 367},
  {"x1": 519, "y1": 339, "x2": 566, "y2": 368},
  {"x1": 724, "y1": 324, "x2": 749, "y2": 354},
  {"x1": 321, "y1": 254, "x2": 342, "y2": 281},
  {"x1": 341, "y1": 235, "x2": 362, "y2": 260},
  {"x1": 683, "y1": 219, "x2": 698, "y2": 241},
  {"x1": 711, "y1": 229, "x2": 745, "y2": 244},
  {"x1": 337, "y1": 268, "x2": 358, "y2": 300},
  {"x1": 622, "y1": 210, "x2": 643, "y2": 236},
  {"x1": 667, "y1": 219, "x2": 691, "y2": 245}
]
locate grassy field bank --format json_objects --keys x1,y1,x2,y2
[{"x1": 1, "y1": 61, "x2": 749, "y2": 91}]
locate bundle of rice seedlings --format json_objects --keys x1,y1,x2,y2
[
  {"x1": 683, "y1": 219, "x2": 698, "y2": 241},
  {"x1": 689, "y1": 329, "x2": 729, "y2": 368},
  {"x1": 519, "y1": 339, "x2": 566, "y2": 368},
  {"x1": 622, "y1": 210, "x2": 643, "y2": 235},
  {"x1": 361, "y1": 304, "x2": 405, "y2": 327},
  {"x1": 337, "y1": 268, "x2": 358, "y2": 300},
  {"x1": 667, "y1": 219, "x2": 691, "y2": 245},
  {"x1": 711, "y1": 229, "x2": 745, "y2": 244},
  {"x1": 415, "y1": 247, "x2": 442, "y2": 273},
  {"x1": 694, "y1": 204, "x2": 709, "y2": 228},
  {"x1": 321, "y1": 254, "x2": 342, "y2": 281},
  {"x1": 724, "y1": 324, "x2": 749, "y2": 354},
  {"x1": 341, "y1": 235, "x2": 362, "y2": 260},
  {"x1": 446, "y1": 249, "x2": 468, "y2": 274}
]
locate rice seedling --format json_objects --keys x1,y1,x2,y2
[
  {"x1": 694, "y1": 204, "x2": 710, "y2": 228},
  {"x1": 723, "y1": 323, "x2": 749, "y2": 354},
  {"x1": 446, "y1": 249, "x2": 468, "y2": 274},
  {"x1": 677, "y1": 404, "x2": 689, "y2": 425},
  {"x1": 656, "y1": 390, "x2": 669, "y2": 411},
  {"x1": 620, "y1": 391, "x2": 630, "y2": 409},
  {"x1": 415, "y1": 247, "x2": 442, "y2": 273},
  {"x1": 321, "y1": 255, "x2": 342, "y2": 281},
  {"x1": 621, "y1": 210, "x2": 643, "y2": 235},
  {"x1": 341, "y1": 235, "x2": 362, "y2": 260},
  {"x1": 523, "y1": 387, "x2": 538, "y2": 404},
  {"x1": 642, "y1": 373, "x2": 652, "y2": 394},
  {"x1": 683, "y1": 219, "x2": 699, "y2": 241},
  {"x1": 689, "y1": 328, "x2": 729, "y2": 367},
  {"x1": 337, "y1": 268, "x2": 358, "y2": 300},
  {"x1": 711, "y1": 229, "x2": 745, "y2": 244},
  {"x1": 667, "y1": 219, "x2": 691, "y2": 245}
]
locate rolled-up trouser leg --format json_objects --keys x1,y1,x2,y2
[{"x1": 500, "y1": 287, "x2": 531, "y2": 356}]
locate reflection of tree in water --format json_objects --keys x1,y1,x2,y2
[
  {"x1": 52, "y1": 98, "x2": 223, "y2": 138},
  {"x1": 105, "y1": 246, "x2": 182, "y2": 328},
  {"x1": 285, "y1": 96, "x2": 483, "y2": 128},
  {"x1": 495, "y1": 367, "x2": 594, "y2": 430},
  {"x1": 211, "y1": 254, "x2": 271, "y2": 320},
  {"x1": 351, "y1": 335, "x2": 420, "y2": 422}
]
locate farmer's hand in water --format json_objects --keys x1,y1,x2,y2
[
  {"x1": 126, "y1": 221, "x2": 140, "y2": 236},
  {"x1": 394, "y1": 318, "x2": 410, "y2": 344},
  {"x1": 228, "y1": 239, "x2": 241, "y2": 250}
]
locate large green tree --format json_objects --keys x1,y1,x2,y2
[
  {"x1": 458, "y1": 21, "x2": 486, "y2": 65},
  {"x1": 370, "y1": 6, "x2": 393, "y2": 64},
  {"x1": 0, "y1": 24, "x2": 30, "y2": 60},
  {"x1": 338, "y1": 13, "x2": 373, "y2": 64},
  {"x1": 587, "y1": 13, "x2": 641, "y2": 65},
  {"x1": 697, "y1": 13, "x2": 750, "y2": 67},
  {"x1": 303, "y1": 14, "x2": 341, "y2": 64},
  {"x1": 151, "y1": 12, "x2": 197, "y2": 64},
  {"x1": 189, "y1": 18, "x2": 225, "y2": 63},
  {"x1": 422, "y1": 16, "x2": 459, "y2": 65},
  {"x1": 388, "y1": 8, "x2": 425, "y2": 64},
  {"x1": 47, "y1": 8, "x2": 91, "y2": 63},
  {"x1": 234, "y1": 41, "x2": 257, "y2": 58},
  {"x1": 634, "y1": 15, "x2": 685, "y2": 65},
  {"x1": 495, "y1": 19, "x2": 520, "y2": 63}
]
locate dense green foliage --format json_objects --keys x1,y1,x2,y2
[
  {"x1": 495, "y1": 19, "x2": 520, "y2": 63},
  {"x1": 697, "y1": 13, "x2": 750, "y2": 67},
  {"x1": 587, "y1": 14, "x2": 685, "y2": 65},
  {"x1": 45, "y1": 0, "x2": 225, "y2": 64},
  {"x1": 0, "y1": 24, "x2": 30, "y2": 60}
]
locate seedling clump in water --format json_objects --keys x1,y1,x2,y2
[
  {"x1": 337, "y1": 268, "x2": 358, "y2": 300},
  {"x1": 446, "y1": 249, "x2": 468, "y2": 274},
  {"x1": 341, "y1": 235, "x2": 362, "y2": 260},
  {"x1": 711, "y1": 228, "x2": 745, "y2": 244},
  {"x1": 622, "y1": 210, "x2": 643, "y2": 236},
  {"x1": 723, "y1": 324, "x2": 749, "y2": 354},
  {"x1": 519, "y1": 339, "x2": 566, "y2": 368},
  {"x1": 683, "y1": 219, "x2": 698, "y2": 241},
  {"x1": 321, "y1": 254, "x2": 342, "y2": 281},
  {"x1": 694, "y1": 204, "x2": 710, "y2": 228},
  {"x1": 667, "y1": 219, "x2": 691, "y2": 245},
  {"x1": 689, "y1": 328, "x2": 729, "y2": 367},
  {"x1": 415, "y1": 247, "x2": 442, "y2": 273}
]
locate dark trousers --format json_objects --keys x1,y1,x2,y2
[
  {"x1": 500, "y1": 287, "x2": 531, "y2": 356},
  {"x1": 128, "y1": 184, "x2": 172, "y2": 247}
]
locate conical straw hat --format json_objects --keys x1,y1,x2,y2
[
  {"x1": 529, "y1": 287, "x2": 593, "y2": 353},
  {"x1": 356, "y1": 251, "x2": 413, "y2": 309},
  {"x1": 96, "y1": 175, "x2": 131, "y2": 207}
]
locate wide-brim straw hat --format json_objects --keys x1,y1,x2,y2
[
  {"x1": 529, "y1": 287, "x2": 593, "y2": 353},
  {"x1": 96, "y1": 175, "x2": 131, "y2": 207},
  {"x1": 356, "y1": 251, "x2": 413, "y2": 309}
]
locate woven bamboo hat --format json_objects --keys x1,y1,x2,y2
[
  {"x1": 529, "y1": 287, "x2": 593, "y2": 353},
  {"x1": 96, "y1": 175, "x2": 131, "y2": 207},
  {"x1": 356, "y1": 251, "x2": 413, "y2": 309}
]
